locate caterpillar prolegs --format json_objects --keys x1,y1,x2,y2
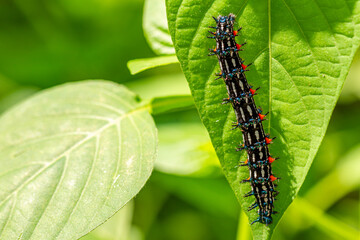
[{"x1": 208, "y1": 14, "x2": 279, "y2": 225}]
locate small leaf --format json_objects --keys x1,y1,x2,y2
[
  {"x1": 166, "y1": 0, "x2": 360, "y2": 238},
  {"x1": 150, "y1": 95, "x2": 194, "y2": 115},
  {"x1": 143, "y1": 0, "x2": 175, "y2": 55},
  {"x1": 0, "y1": 80, "x2": 157, "y2": 239},
  {"x1": 125, "y1": 73, "x2": 190, "y2": 99},
  {"x1": 127, "y1": 55, "x2": 179, "y2": 75}
]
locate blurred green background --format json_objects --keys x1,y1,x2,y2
[{"x1": 0, "y1": 0, "x2": 359, "y2": 239}]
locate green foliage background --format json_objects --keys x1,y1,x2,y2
[{"x1": 0, "y1": 0, "x2": 359, "y2": 240}]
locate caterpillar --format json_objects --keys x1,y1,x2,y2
[{"x1": 208, "y1": 14, "x2": 279, "y2": 225}]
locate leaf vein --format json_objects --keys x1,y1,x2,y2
[
  {"x1": 0, "y1": 108, "x2": 146, "y2": 208},
  {"x1": 54, "y1": 135, "x2": 101, "y2": 238}
]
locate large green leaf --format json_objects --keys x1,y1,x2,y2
[
  {"x1": 0, "y1": 80, "x2": 157, "y2": 239},
  {"x1": 166, "y1": 0, "x2": 360, "y2": 238}
]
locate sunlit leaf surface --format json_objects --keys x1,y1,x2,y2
[
  {"x1": 166, "y1": 0, "x2": 360, "y2": 238},
  {"x1": 0, "y1": 81, "x2": 157, "y2": 239}
]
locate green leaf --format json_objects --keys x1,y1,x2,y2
[
  {"x1": 152, "y1": 172, "x2": 239, "y2": 219},
  {"x1": 125, "y1": 73, "x2": 190, "y2": 99},
  {"x1": 0, "y1": 80, "x2": 157, "y2": 239},
  {"x1": 0, "y1": 87, "x2": 39, "y2": 113},
  {"x1": 166, "y1": 0, "x2": 360, "y2": 238},
  {"x1": 236, "y1": 211, "x2": 251, "y2": 240},
  {"x1": 340, "y1": 49, "x2": 360, "y2": 103},
  {"x1": 150, "y1": 95, "x2": 195, "y2": 115},
  {"x1": 0, "y1": 74, "x2": 18, "y2": 98},
  {"x1": 80, "y1": 201, "x2": 134, "y2": 240},
  {"x1": 305, "y1": 144, "x2": 360, "y2": 209},
  {"x1": 281, "y1": 144, "x2": 360, "y2": 238},
  {"x1": 291, "y1": 198, "x2": 359, "y2": 240},
  {"x1": 143, "y1": 0, "x2": 175, "y2": 55},
  {"x1": 127, "y1": 55, "x2": 179, "y2": 75},
  {"x1": 156, "y1": 122, "x2": 220, "y2": 176}
]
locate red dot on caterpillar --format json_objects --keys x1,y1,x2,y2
[
  {"x1": 258, "y1": 113, "x2": 266, "y2": 120},
  {"x1": 236, "y1": 42, "x2": 246, "y2": 50},
  {"x1": 232, "y1": 27, "x2": 242, "y2": 36},
  {"x1": 270, "y1": 175, "x2": 278, "y2": 182},
  {"x1": 241, "y1": 62, "x2": 253, "y2": 70},
  {"x1": 265, "y1": 137, "x2": 272, "y2": 144},
  {"x1": 265, "y1": 135, "x2": 276, "y2": 144},
  {"x1": 268, "y1": 156, "x2": 276, "y2": 163},
  {"x1": 249, "y1": 88, "x2": 257, "y2": 95}
]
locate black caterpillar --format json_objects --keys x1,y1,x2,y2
[{"x1": 208, "y1": 14, "x2": 279, "y2": 225}]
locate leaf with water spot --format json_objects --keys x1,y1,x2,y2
[{"x1": 0, "y1": 80, "x2": 157, "y2": 239}]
